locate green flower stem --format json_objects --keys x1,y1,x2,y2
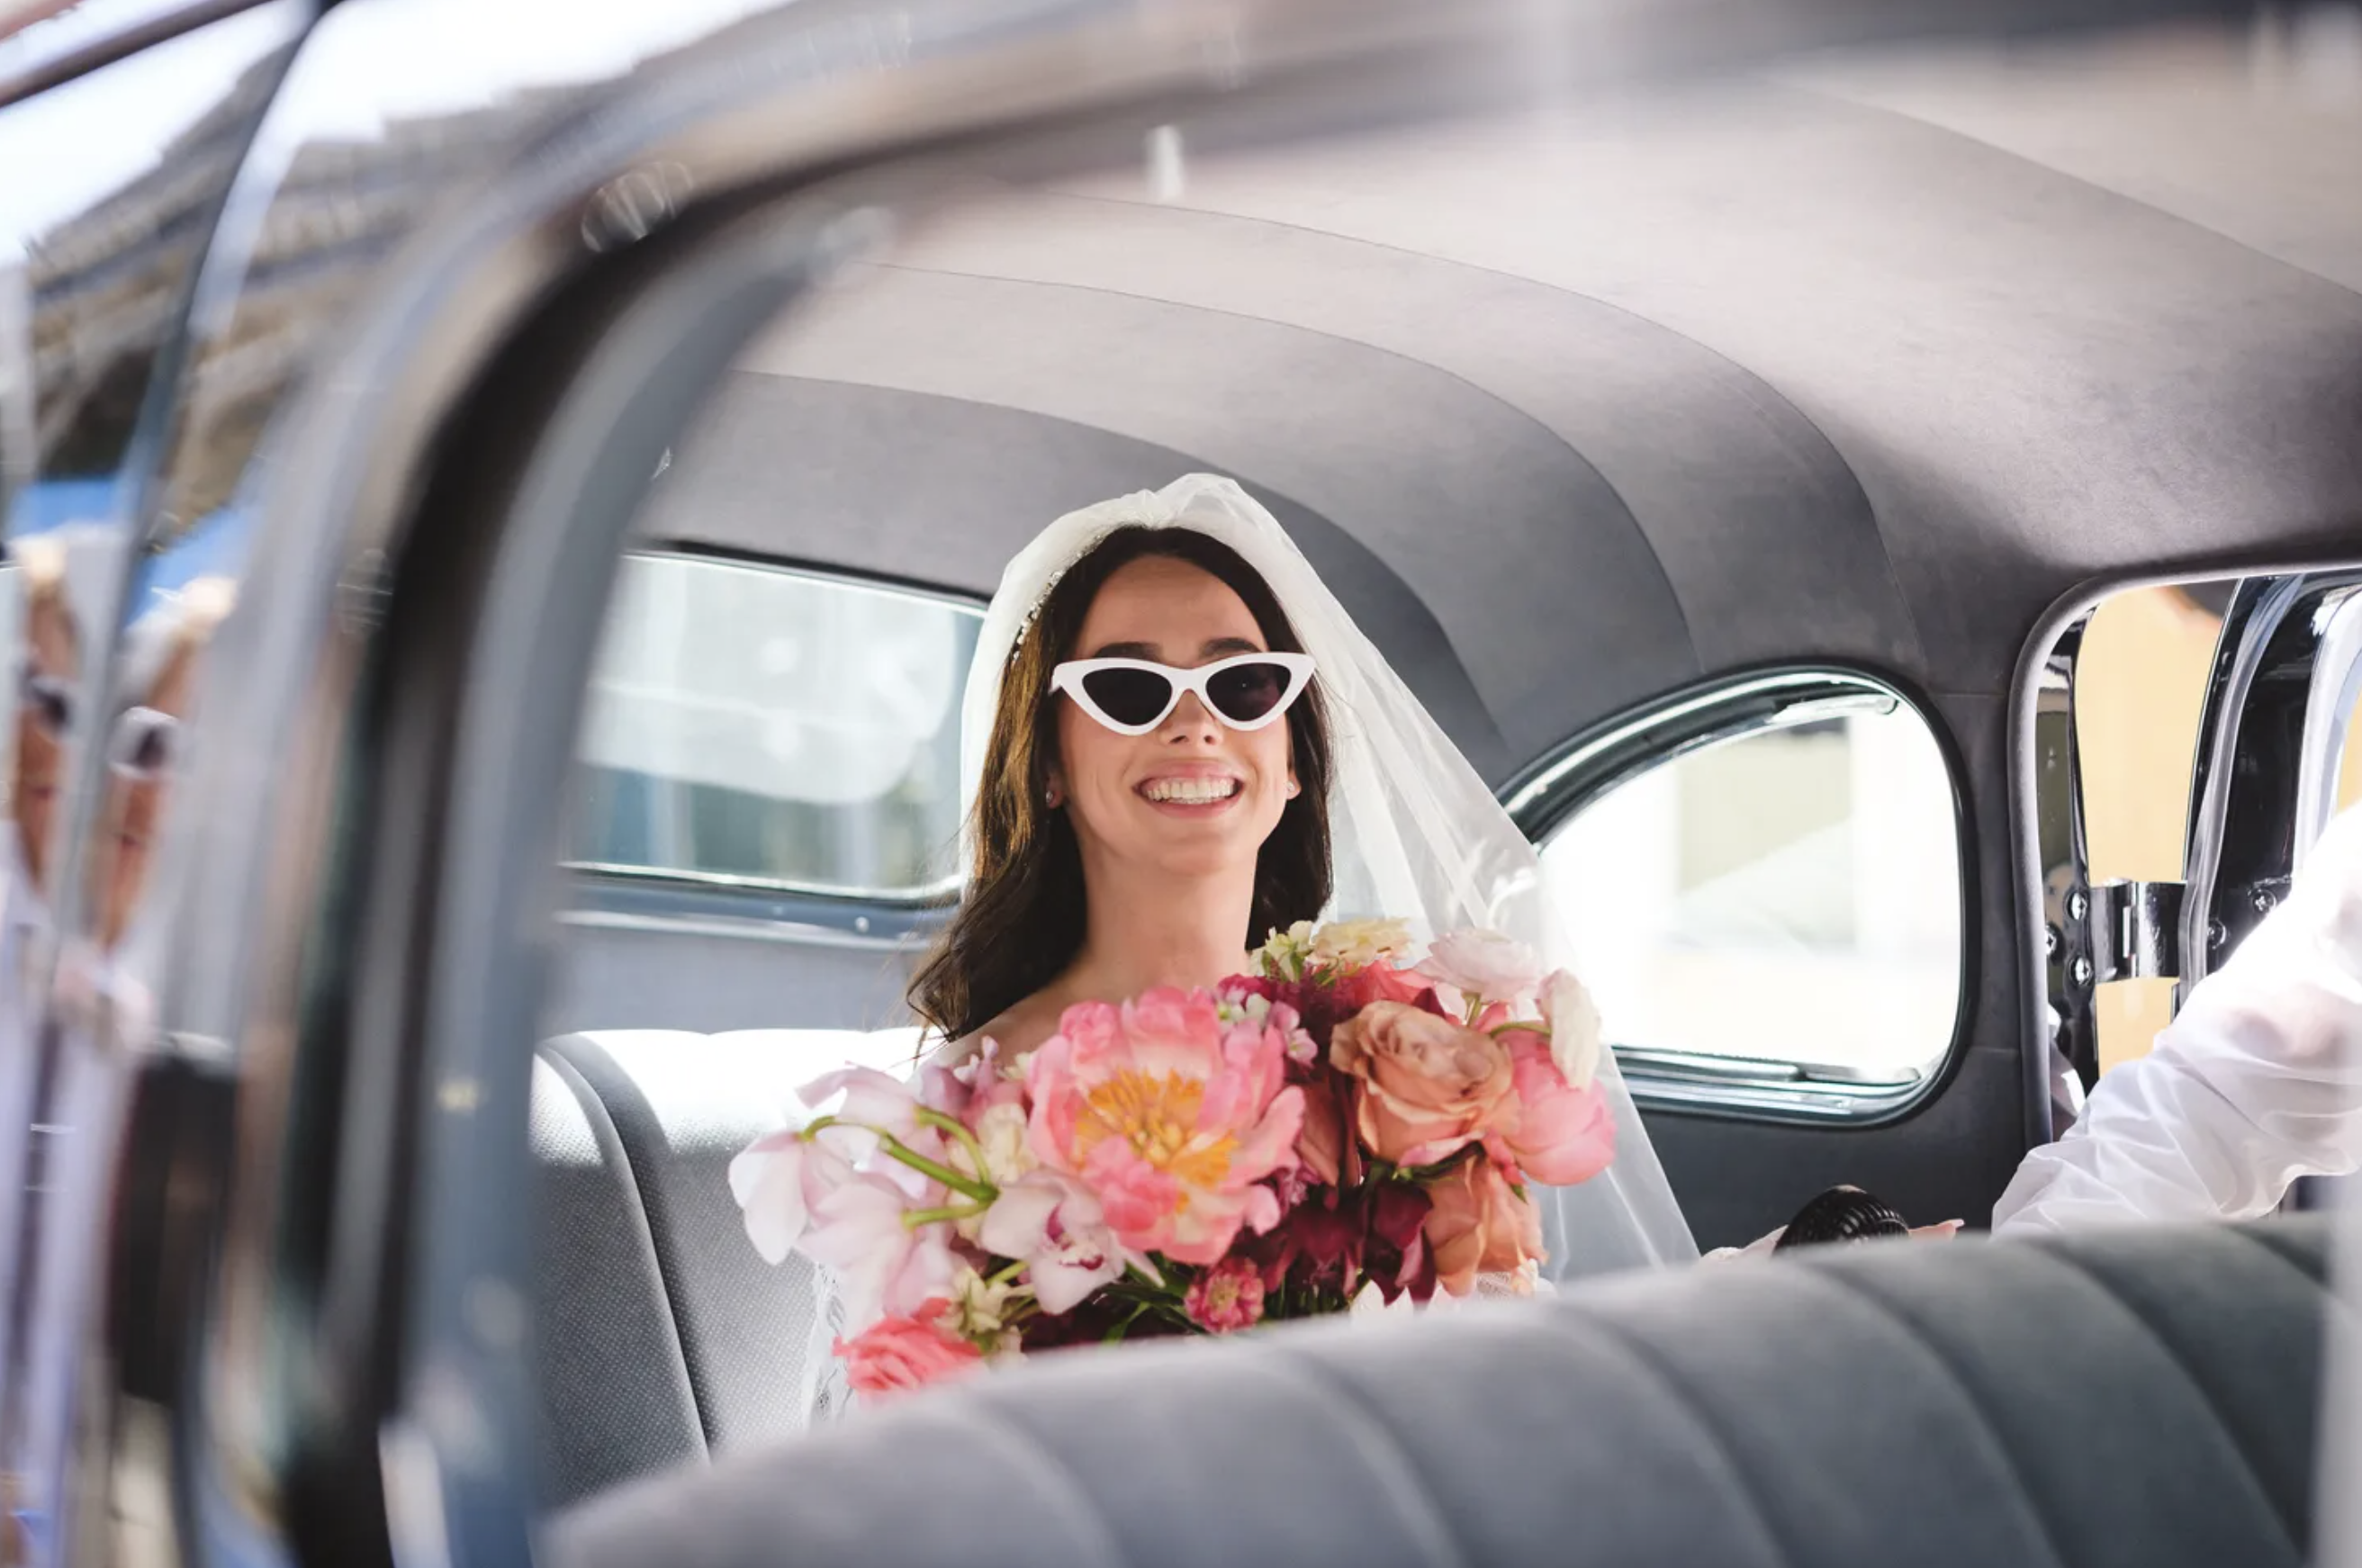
[
  {"x1": 873, "y1": 1137, "x2": 998, "y2": 1204},
  {"x1": 913, "y1": 1107, "x2": 994, "y2": 1180},
  {"x1": 988, "y1": 1259, "x2": 1029, "y2": 1288},
  {"x1": 903, "y1": 1200, "x2": 990, "y2": 1230},
  {"x1": 801, "y1": 1113, "x2": 998, "y2": 1204}
]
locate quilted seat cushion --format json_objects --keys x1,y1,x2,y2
[{"x1": 545, "y1": 1217, "x2": 2336, "y2": 1568}]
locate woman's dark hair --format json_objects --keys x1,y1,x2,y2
[{"x1": 908, "y1": 527, "x2": 1333, "y2": 1041}]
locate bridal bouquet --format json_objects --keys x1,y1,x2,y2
[{"x1": 729, "y1": 921, "x2": 1615, "y2": 1398}]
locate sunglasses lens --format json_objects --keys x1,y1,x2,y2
[
  {"x1": 21, "y1": 673, "x2": 71, "y2": 734},
  {"x1": 110, "y1": 709, "x2": 178, "y2": 779},
  {"x1": 1078, "y1": 666, "x2": 1176, "y2": 728},
  {"x1": 1206, "y1": 660, "x2": 1292, "y2": 725}
]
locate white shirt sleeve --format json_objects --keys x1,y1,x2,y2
[{"x1": 1993, "y1": 805, "x2": 2362, "y2": 1237}]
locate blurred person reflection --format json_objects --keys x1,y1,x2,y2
[
  {"x1": 87, "y1": 575, "x2": 233, "y2": 955},
  {"x1": 54, "y1": 574, "x2": 236, "y2": 1044},
  {"x1": 8, "y1": 535, "x2": 78, "y2": 911}
]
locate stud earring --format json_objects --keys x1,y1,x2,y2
[{"x1": 1044, "y1": 786, "x2": 1062, "y2": 808}]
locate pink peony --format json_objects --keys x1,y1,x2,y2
[
  {"x1": 1487, "y1": 1029, "x2": 1617, "y2": 1187},
  {"x1": 1185, "y1": 1257, "x2": 1267, "y2": 1333},
  {"x1": 1329, "y1": 1001, "x2": 1514, "y2": 1167},
  {"x1": 834, "y1": 1302, "x2": 984, "y2": 1396},
  {"x1": 1027, "y1": 988, "x2": 1305, "y2": 1266}
]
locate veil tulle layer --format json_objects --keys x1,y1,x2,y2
[{"x1": 960, "y1": 474, "x2": 1697, "y2": 1277}]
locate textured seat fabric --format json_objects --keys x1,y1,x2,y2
[
  {"x1": 543, "y1": 1217, "x2": 2337, "y2": 1568},
  {"x1": 528, "y1": 1028, "x2": 922, "y2": 1507},
  {"x1": 528, "y1": 1050, "x2": 708, "y2": 1505}
]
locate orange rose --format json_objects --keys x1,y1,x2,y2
[
  {"x1": 1424, "y1": 1158, "x2": 1544, "y2": 1296},
  {"x1": 1298, "y1": 1077, "x2": 1348, "y2": 1186},
  {"x1": 1330, "y1": 1001, "x2": 1513, "y2": 1167}
]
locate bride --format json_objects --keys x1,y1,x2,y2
[
  {"x1": 897, "y1": 472, "x2": 1694, "y2": 1280},
  {"x1": 740, "y1": 470, "x2": 2356, "y2": 1399}
]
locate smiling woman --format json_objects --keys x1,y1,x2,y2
[{"x1": 907, "y1": 518, "x2": 1333, "y2": 1054}]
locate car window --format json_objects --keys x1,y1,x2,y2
[
  {"x1": 569, "y1": 552, "x2": 980, "y2": 899},
  {"x1": 1539, "y1": 689, "x2": 1962, "y2": 1091}
]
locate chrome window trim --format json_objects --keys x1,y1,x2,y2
[
  {"x1": 2294, "y1": 587, "x2": 2362, "y2": 876},
  {"x1": 2008, "y1": 558, "x2": 2362, "y2": 1149},
  {"x1": 1508, "y1": 662, "x2": 1970, "y2": 1126}
]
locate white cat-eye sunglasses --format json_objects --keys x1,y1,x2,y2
[{"x1": 1050, "y1": 652, "x2": 1316, "y2": 735}]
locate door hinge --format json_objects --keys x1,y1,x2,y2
[{"x1": 2082, "y1": 879, "x2": 2185, "y2": 983}]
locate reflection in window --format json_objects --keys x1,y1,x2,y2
[
  {"x1": 1540, "y1": 700, "x2": 1961, "y2": 1084},
  {"x1": 571, "y1": 554, "x2": 980, "y2": 897}
]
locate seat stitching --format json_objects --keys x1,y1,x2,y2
[
  {"x1": 1566, "y1": 1309, "x2": 1800, "y2": 1568},
  {"x1": 955, "y1": 1397, "x2": 1139, "y2": 1568},
  {"x1": 1801, "y1": 1264, "x2": 2078, "y2": 1568},
  {"x1": 2019, "y1": 1234, "x2": 2313, "y2": 1558},
  {"x1": 1274, "y1": 1351, "x2": 1481, "y2": 1568},
  {"x1": 540, "y1": 1047, "x2": 709, "y2": 1460},
  {"x1": 2207, "y1": 1219, "x2": 2335, "y2": 1288}
]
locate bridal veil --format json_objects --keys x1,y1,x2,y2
[{"x1": 959, "y1": 473, "x2": 1699, "y2": 1279}]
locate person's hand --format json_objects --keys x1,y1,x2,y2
[{"x1": 1908, "y1": 1220, "x2": 1965, "y2": 1240}]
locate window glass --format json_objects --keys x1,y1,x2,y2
[
  {"x1": 570, "y1": 553, "x2": 980, "y2": 897},
  {"x1": 1539, "y1": 697, "x2": 1961, "y2": 1085}
]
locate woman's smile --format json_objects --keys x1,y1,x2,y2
[{"x1": 1137, "y1": 769, "x2": 1245, "y2": 812}]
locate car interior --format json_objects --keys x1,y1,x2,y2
[
  {"x1": 496, "y1": 7, "x2": 2362, "y2": 1547},
  {"x1": 5, "y1": 0, "x2": 2362, "y2": 1564}
]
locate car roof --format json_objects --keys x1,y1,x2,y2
[{"x1": 639, "y1": 32, "x2": 2362, "y2": 779}]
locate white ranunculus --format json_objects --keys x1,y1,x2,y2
[
  {"x1": 1422, "y1": 929, "x2": 1545, "y2": 1008},
  {"x1": 973, "y1": 1101, "x2": 1038, "y2": 1186},
  {"x1": 1539, "y1": 968, "x2": 1604, "y2": 1089},
  {"x1": 1312, "y1": 917, "x2": 1413, "y2": 971}
]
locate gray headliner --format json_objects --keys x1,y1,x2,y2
[{"x1": 641, "y1": 46, "x2": 2362, "y2": 780}]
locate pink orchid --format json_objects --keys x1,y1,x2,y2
[
  {"x1": 798, "y1": 1064, "x2": 964, "y2": 1201},
  {"x1": 1486, "y1": 1028, "x2": 1617, "y2": 1187},
  {"x1": 798, "y1": 1168, "x2": 962, "y2": 1331},
  {"x1": 1026, "y1": 988, "x2": 1304, "y2": 1266},
  {"x1": 726, "y1": 1124, "x2": 856, "y2": 1265},
  {"x1": 978, "y1": 1170, "x2": 1125, "y2": 1313}
]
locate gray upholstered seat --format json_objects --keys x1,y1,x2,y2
[
  {"x1": 527, "y1": 1028, "x2": 921, "y2": 1507},
  {"x1": 541, "y1": 1216, "x2": 2334, "y2": 1568}
]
